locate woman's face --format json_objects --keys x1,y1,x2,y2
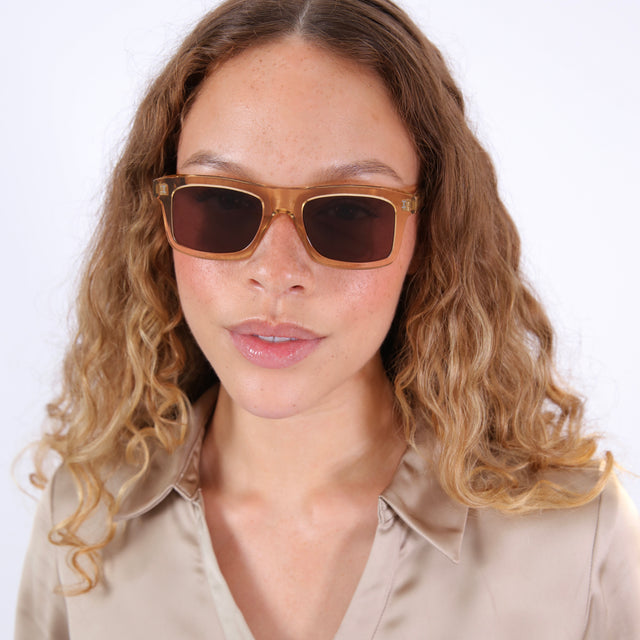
[{"x1": 174, "y1": 37, "x2": 419, "y2": 419}]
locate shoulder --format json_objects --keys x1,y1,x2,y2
[
  {"x1": 581, "y1": 473, "x2": 640, "y2": 637},
  {"x1": 47, "y1": 464, "x2": 77, "y2": 519},
  {"x1": 540, "y1": 468, "x2": 640, "y2": 555},
  {"x1": 468, "y1": 468, "x2": 640, "y2": 552},
  {"x1": 15, "y1": 471, "x2": 72, "y2": 640},
  {"x1": 460, "y1": 468, "x2": 640, "y2": 594},
  {"x1": 591, "y1": 471, "x2": 640, "y2": 549},
  {"x1": 465, "y1": 470, "x2": 640, "y2": 636},
  {"x1": 586, "y1": 472, "x2": 640, "y2": 582}
]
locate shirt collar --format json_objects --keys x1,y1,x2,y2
[
  {"x1": 381, "y1": 444, "x2": 468, "y2": 563},
  {"x1": 114, "y1": 386, "x2": 468, "y2": 562},
  {"x1": 114, "y1": 386, "x2": 217, "y2": 521}
]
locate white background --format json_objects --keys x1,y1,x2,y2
[{"x1": 1, "y1": 0, "x2": 639, "y2": 634}]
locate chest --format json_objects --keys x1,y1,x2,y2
[{"x1": 201, "y1": 489, "x2": 379, "y2": 640}]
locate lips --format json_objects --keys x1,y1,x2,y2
[{"x1": 228, "y1": 320, "x2": 323, "y2": 369}]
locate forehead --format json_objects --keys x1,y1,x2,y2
[{"x1": 177, "y1": 37, "x2": 418, "y2": 187}]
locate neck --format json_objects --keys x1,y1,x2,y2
[{"x1": 200, "y1": 359, "x2": 405, "y2": 506}]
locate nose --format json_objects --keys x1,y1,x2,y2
[{"x1": 244, "y1": 211, "x2": 314, "y2": 295}]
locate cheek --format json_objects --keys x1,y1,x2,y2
[
  {"x1": 337, "y1": 269, "x2": 407, "y2": 341},
  {"x1": 174, "y1": 253, "x2": 206, "y2": 308},
  {"x1": 173, "y1": 252, "x2": 231, "y2": 319},
  {"x1": 350, "y1": 220, "x2": 416, "y2": 317},
  {"x1": 346, "y1": 229, "x2": 416, "y2": 338}
]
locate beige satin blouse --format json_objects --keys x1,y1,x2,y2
[{"x1": 16, "y1": 387, "x2": 640, "y2": 639}]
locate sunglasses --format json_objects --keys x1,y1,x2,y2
[{"x1": 153, "y1": 175, "x2": 419, "y2": 268}]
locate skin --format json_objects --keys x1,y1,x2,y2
[{"x1": 174, "y1": 36, "x2": 419, "y2": 640}]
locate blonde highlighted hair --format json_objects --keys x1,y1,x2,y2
[{"x1": 32, "y1": 0, "x2": 611, "y2": 593}]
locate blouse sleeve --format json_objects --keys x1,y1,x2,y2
[
  {"x1": 14, "y1": 477, "x2": 69, "y2": 640},
  {"x1": 583, "y1": 476, "x2": 640, "y2": 639}
]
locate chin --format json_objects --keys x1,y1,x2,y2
[{"x1": 222, "y1": 377, "x2": 315, "y2": 421}]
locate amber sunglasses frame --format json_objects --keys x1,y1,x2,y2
[{"x1": 153, "y1": 175, "x2": 419, "y2": 269}]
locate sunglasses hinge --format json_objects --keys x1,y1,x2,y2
[{"x1": 401, "y1": 196, "x2": 418, "y2": 213}]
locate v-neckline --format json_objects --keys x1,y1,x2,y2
[{"x1": 193, "y1": 491, "x2": 406, "y2": 640}]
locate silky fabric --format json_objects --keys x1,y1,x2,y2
[{"x1": 16, "y1": 387, "x2": 640, "y2": 639}]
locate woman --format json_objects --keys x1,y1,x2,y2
[{"x1": 16, "y1": 0, "x2": 640, "y2": 638}]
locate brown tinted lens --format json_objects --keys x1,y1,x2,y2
[
  {"x1": 302, "y1": 195, "x2": 395, "y2": 263},
  {"x1": 172, "y1": 185, "x2": 263, "y2": 253}
]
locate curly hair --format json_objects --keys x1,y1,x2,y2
[{"x1": 31, "y1": 0, "x2": 612, "y2": 593}]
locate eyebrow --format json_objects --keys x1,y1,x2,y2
[
  {"x1": 179, "y1": 153, "x2": 251, "y2": 178},
  {"x1": 179, "y1": 152, "x2": 404, "y2": 185},
  {"x1": 314, "y1": 160, "x2": 403, "y2": 184}
]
